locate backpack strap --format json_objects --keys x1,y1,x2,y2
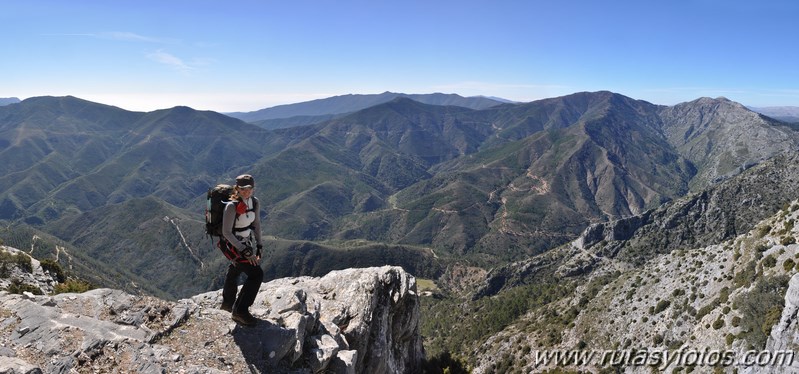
[{"x1": 231, "y1": 198, "x2": 256, "y2": 232}]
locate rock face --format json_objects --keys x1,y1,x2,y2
[
  {"x1": 474, "y1": 151, "x2": 799, "y2": 298},
  {"x1": 659, "y1": 97, "x2": 799, "y2": 190},
  {"x1": 470, "y1": 199, "x2": 799, "y2": 373},
  {"x1": 0, "y1": 266, "x2": 423, "y2": 373},
  {"x1": 0, "y1": 246, "x2": 60, "y2": 295},
  {"x1": 463, "y1": 152, "x2": 799, "y2": 373},
  {"x1": 759, "y1": 273, "x2": 799, "y2": 374}
]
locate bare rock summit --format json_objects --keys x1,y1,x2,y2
[{"x1": 0, "y1": 266, "x2": 423, "y2": 373}]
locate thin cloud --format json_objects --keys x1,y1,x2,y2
[
  {"x1": 147, "y1": 50, "x2": 193, "y2": 72},
  {"x1": 45, "y1": 31, "x2": 174, "y2": 44},
  {"x1": 98, "y1": 31, "x2": 173, "y2": 43},
  {"x1": 754, "y1": 89, "x2": 799, "y2": 98}
]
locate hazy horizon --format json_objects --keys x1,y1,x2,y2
[{"x1": 3, "y1": 0, "x2": 798, "y2": 112}]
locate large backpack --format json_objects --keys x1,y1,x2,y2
[{"x1": 205, "y1": 184, "x2": 235, "y2": 237}]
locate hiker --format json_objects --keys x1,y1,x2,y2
[{"x1": 219, "y1": 174, "x2": 264, "y2": 326}]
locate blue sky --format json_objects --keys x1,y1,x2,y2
[{"x1": 2, "y1": 0, "x2": 798, "y2": 112}]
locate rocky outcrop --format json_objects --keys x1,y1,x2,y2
[
  {"x1": 760, "y1": 273, "x2": 799, "y2": 373},
  {"x1": 471, "y1": 254, "x2": 558, "y2": 300},
  {"x1": 582, "y1": 151, "x2": 799, "y2": 263},
  {"x1": 659, "y1": 97, "x2": 799, "y2": 190},
  {"x1": 0, "y1": 246, "x2": 60, "y2": 295},
  {"x1": 471, "y1": 198, "x2": 799, "y2": 373},
  {"x1": 768, "y1": 274, "x2": 799, "y2": 351},
  {"x1": 0, "y1": 266, "x2": 423, "y2": 373},
  {"x1": 474, "y1": 151, "x2": 799, "y2": 298}
]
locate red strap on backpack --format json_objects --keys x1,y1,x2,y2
[{"x1": 236, "y1": 201, "x2": 247, "y2": 215}]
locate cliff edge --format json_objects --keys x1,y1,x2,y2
[{"x1": 0, "y1": 265, "x2": 423, "y2": 373}]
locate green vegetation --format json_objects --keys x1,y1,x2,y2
[
  {"x1": 696, "y1": 301, "x2": 718, "y2": 321},
  {"x1": 6, "y1": 279, "x2": 43, "y2": 295},
  {"x1": 40, "y1": 259, "x2": 66, "y2": 283},
  {"x1": 0, "y1": 226, "x2": 157, "y2": 297},
  {"x1": 718, "y1": 287, "x2": 730, "y2": 304},
  {"x1": 695, "y1": 288, "x2": 729, "y2": 321},
  {"x1": 733, "y1": 275, "x2": 790, "y2": 349},
  {"x1": 653, "y1": 300, "x2": 671, "y2": 315},
  {"x1": 417, "y1": 278, "x2": 440, "y2": 293},
  {"x1": 757, "y1": 225, "x2": 772, "y2": 238},
  {"x1": 763, "y1": 255, "x2": 777, "y2": 268},
  {"x1": 421, "y1": 351, "x2": 470, "y2": 374},
  {"x1": 0, "y1": 244, "x2": 96, "y2": 295},
  {"x1": 0, "y1": 245, "x2": 95, "y2": 295},
  {"x1": 0, "y1": 250, "x2": 33, "y2": 275},
  {"x1": 53, "y1": 278, "x2": 94, "y2": 294},
  {"x1": 783, "y1": 259, "x2": 796, "y2": 272},
  {"x1": 733, "y1": 260, "x2": 758, "y2": 289},
  {"x1": 421, "y1": 281, "x2": 576, "y2": 361}
]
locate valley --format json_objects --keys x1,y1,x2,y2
[{"x1": 2, "y1": 91, "x2": 799, "y2": 372}]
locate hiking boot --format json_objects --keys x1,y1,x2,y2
[
  {"x1": 220, "y1": 302, "x2": 233, "y2": 313},
  {"x1": 232, "y1": 310, "x2": 257, "y2": 326}
]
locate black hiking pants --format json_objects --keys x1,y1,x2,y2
[{"x1": 223, "y1": 261, "x2": 264, "y2": 313}]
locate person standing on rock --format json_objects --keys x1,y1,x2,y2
[{"x1": 219, "y1": 174, "x2": 263, "y2": 326}]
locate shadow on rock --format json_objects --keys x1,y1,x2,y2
[{"x1": 231, "y1": 319, "x2": 301, "y2": 372}]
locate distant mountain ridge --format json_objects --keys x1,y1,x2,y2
[
  {"x1": 750, "y1": 105, "x2": 799, "y2": 117},
  {"x1": 225, "y1": 91, "x2": 506, "y2": 128},
  {"x1": 2, "y1": 91, "x2": 799, "y2": 301},
  {"x1": 751, "y1": 105, "x2": 799, "y2": 123},
  {"x1": 0, "y1": 97, "x2": 20, "y2": 106},
  {"x1": 660, "y1": 97, "x2": 798, "y2": 188},
  {"x1": 9, "y1": 92, "x2": 799, "y2": 373}
]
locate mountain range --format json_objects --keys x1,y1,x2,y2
[
  {"x1": 225, "y1": 91, "x2": 506, "y2": 129},
  {"x1": 0, "y1": 97, "x2": 20, "y2": 106},
  {"x1": 751, "y1": 106, "x2": 799, "y2": 124},
  {"x1": 5, "y1": 90, "x2": 799, "y2": 372},
  {"x1": 1, "y1": 91, "x2": 798, "y2": 303},
  {"x1": 453, "y1": 151, "x2": 799, "y2": 373}
]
